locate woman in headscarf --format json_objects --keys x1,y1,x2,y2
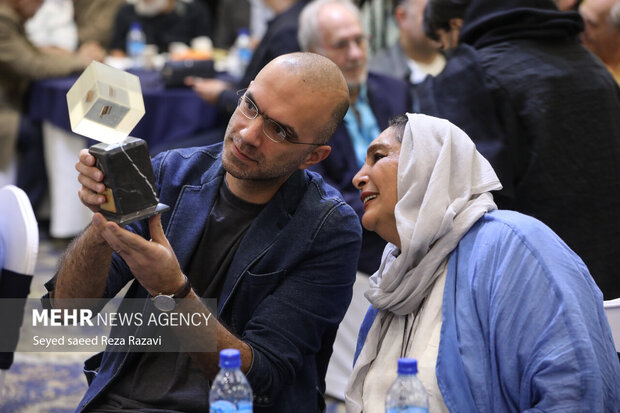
[{"x1": 345, "y1": 113, "x2": 620, "y2": 412}]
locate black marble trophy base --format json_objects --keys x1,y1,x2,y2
[{"x1": 89, "y1": 137, "x2": 169, "y2": 226}]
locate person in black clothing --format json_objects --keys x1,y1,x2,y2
[
  {"x1": 297, "y1": 0, "x2": 412, "y2": 400},
  {"x1": 418, "y1": 0, "x2": 620, "y2": 299},
  {"x1": 109, "y1": 0, "x2": 212, "y2": 56},
  {"x1": 186, "y1": 0, "x2": 306, "y2": 119}
]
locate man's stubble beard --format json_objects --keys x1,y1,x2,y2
[{"x1": 221, "y1": 134, "x2": 311, "y2": 183}]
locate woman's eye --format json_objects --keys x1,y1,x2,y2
[{"x1": 373, "y1": 153, "x2": 386, "y2": 162}]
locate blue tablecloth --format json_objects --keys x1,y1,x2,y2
[{"x1": 27, "y1": 70, "x2": 220, "y2": 150}]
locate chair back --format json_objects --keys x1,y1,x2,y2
[
  {"x1": 604, "y1": 298, "x2": 620, "y2": 352},
  {"x1": 0, "y1": 185, "x2": 38, "y2": 371},
  {"x1": 0, "y1": 185, "x2": 38, "y2": 275}
]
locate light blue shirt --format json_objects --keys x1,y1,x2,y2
[
  {"x1": 343, "y1": 84, "x2": 381, "y2": 168},
  {"x1": 355, "y1": 210, "x2": 620, "y2": 412}
]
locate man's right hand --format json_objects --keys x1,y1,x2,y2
[{"x1": 76, "y1": 149, "x2": 106, "y2": 213}]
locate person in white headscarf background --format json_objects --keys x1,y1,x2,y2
[{"x1": 346, "y1": 113, "x2": 620, "y2": 413}]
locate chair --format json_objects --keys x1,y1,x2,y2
[
  {"x1": 604, "y1": 297, "x2": 620, "y2": 353},
  {"x1": 0, "y1": 185, "x2": 38, "y2": 389}
]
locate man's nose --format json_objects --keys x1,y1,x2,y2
[
  {"x1": 348, "y1": 40, "x2": 364, "y2": 60},
  {"x1": 239, "y1": 115, "x2": 265, "y2": 147}
]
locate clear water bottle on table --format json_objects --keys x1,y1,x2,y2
[
  {"x1": 227, "y1": 28, "x2": 252, "y2": 81},
  {"x1": 235, "y1": 29, "x2": 252, "y2": 73},
  {"x1": 126, "y1": 22, "x2": 146, "y2": 69},
  {"x1": 385, "y1": 357, "x2": 429, "y2": 413},
  {"x1": 210, "y1": 348, "x2": 253, "y2": 413}
]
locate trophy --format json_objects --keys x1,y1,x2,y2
[{"x1": 66, "y1": 61, "x2": 169, "y2": 226}]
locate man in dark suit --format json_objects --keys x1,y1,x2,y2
[
  {"x1": 299, "y1": 0, "x2": 412, "y2": 276},
  {"x1": 298, "y1": 0, "x2": 412, "y2": 401}
]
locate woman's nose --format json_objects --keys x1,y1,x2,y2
[{"x1": 352, "y1": 166, "x2": 368, "y2": 189}]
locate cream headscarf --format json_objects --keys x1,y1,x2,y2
[{"x1": 345, "y1": 113, "x2": 502, "y2": 412}]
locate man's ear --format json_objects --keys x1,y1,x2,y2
[
  {"x1": 298, "y1": 145, "x2": 331, "y2": 170},
  {"x1": 394, "y1": 4, "x2": 407, "y2": 27},
  {"x1": 448, "y1": 18, "x2": 463, "y2": 48},
  {"x1": 449, "y1": 17, "x2": 463, "y2": 31}
]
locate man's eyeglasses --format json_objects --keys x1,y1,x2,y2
[
  {"x1": 237, "y1": 93, "x2": 320, "y2": 145},
  {"x1": 329, "y1": 34, "x2": 367, "y2": 51}
]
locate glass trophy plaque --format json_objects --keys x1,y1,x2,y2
[{"x1": 66, "y1": 61, "x2": 168, "y2": 225}]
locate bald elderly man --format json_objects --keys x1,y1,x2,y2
[
  {"x1": 45, "y1": 52, "x2": 361, "y2": 413},
  {"x1": 580, "y1": 0, "x2": 620, "y2": 84}
]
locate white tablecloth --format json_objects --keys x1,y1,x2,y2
[{"x1": 42, "y1": 121, "x2": 92, "y2": 238}]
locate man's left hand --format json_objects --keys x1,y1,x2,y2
[{"x1": 97, "y1": 213, "x2": 186, "y2": 296}]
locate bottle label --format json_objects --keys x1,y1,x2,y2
[
  {"x1": 238, "y1": 400, "x2": 253, "y2": 412},
  {"x1": 210, "y1": 400, "x2": 253, "y2": 413},
  {"x1": 210, "y1": 400, "x2": 236, "y2": 413},
  {"x1": 386, "y1": 408, "x2": 428, "y2": 413},
  {"x1": 238, "y1": 48, "x2": 252, "y2": 65},
  {"x1": 127, "y1": 42, "x2": 145, "y2": 57}
]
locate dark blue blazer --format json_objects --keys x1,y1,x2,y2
[
  {"x1": 44, "y1": 144, "x2": 361, "y2": 413},
  {"x1": 311, "y1": 72, "x2": 412, "y2": 274}
]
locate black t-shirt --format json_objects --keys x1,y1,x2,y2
[
  {"x1": 186, "y1": 180, "x2": 265, "y2": 298},
  {"x1": 87, "y1": 181, "x2": 265, "y2": 412}
]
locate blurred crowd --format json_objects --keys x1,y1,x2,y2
[
  {"x1": 0, "y1": 0, "x2": 618, "y2": 407},
  {"x1": 0, "y1": 0, "x2": 618, "y2": 314}
]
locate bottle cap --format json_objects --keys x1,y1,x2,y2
[
  {"x1": 397, "y1": 357, "x2": 418, "y2": 375},
  {"x1": 130, "y1": 22, "x2": 142, "y2": 31},
  {"x1": 219, "y1": 348, "x2": 242, "y2": 368}
]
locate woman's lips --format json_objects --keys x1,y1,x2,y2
[{"x1": 360, "y1": 191, "x2": 379, "y2": 209}]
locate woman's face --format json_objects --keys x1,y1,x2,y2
[{"x1": 352, "y1": 127, "x2": 402, "y2": 247}]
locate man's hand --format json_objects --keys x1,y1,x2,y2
[
  {"x1": 77, "y1": 41, "x2": 106, "y2": 63},
  {"x1": 76, "y1": 149, "x2": 107, "y2": 213},
  {"x1": 185, "y1": 77, "x2": 230, "y2": 105},
  {"x1": 96, "y1": 213, "x2": 186, "y2": 297}
]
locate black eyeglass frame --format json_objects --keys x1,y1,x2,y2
[{"x1": 236, "y1": 92, "x2": 322, "y2": 146}]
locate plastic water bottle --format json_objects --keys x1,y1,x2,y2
[
  {"x1": 235, "y1": 29, "x2": 252, "y2": 73},
  {"x1": 227, "y1": 28, "x2": 252, "y2": 81},
  {"x1": 210, "y1": 349, "x2": 253, "y2": 413},
  {"x1": 385, "y1": 358, "x2": 429, "y2": 413},
  {"x1": 126, "y1": 22, "x2": 146, "y2": 69}
]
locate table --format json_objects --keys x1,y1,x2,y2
[{"x1": 27, "y1": 70, "x2": 220, "y2": 237}]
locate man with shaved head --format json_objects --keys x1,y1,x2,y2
[
  {"x1": 46, "y1": 52, "x2": 361, "y2": 412},
  {"x1": 298, "y1": 0, "x2": 411, "y2": 275}
]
